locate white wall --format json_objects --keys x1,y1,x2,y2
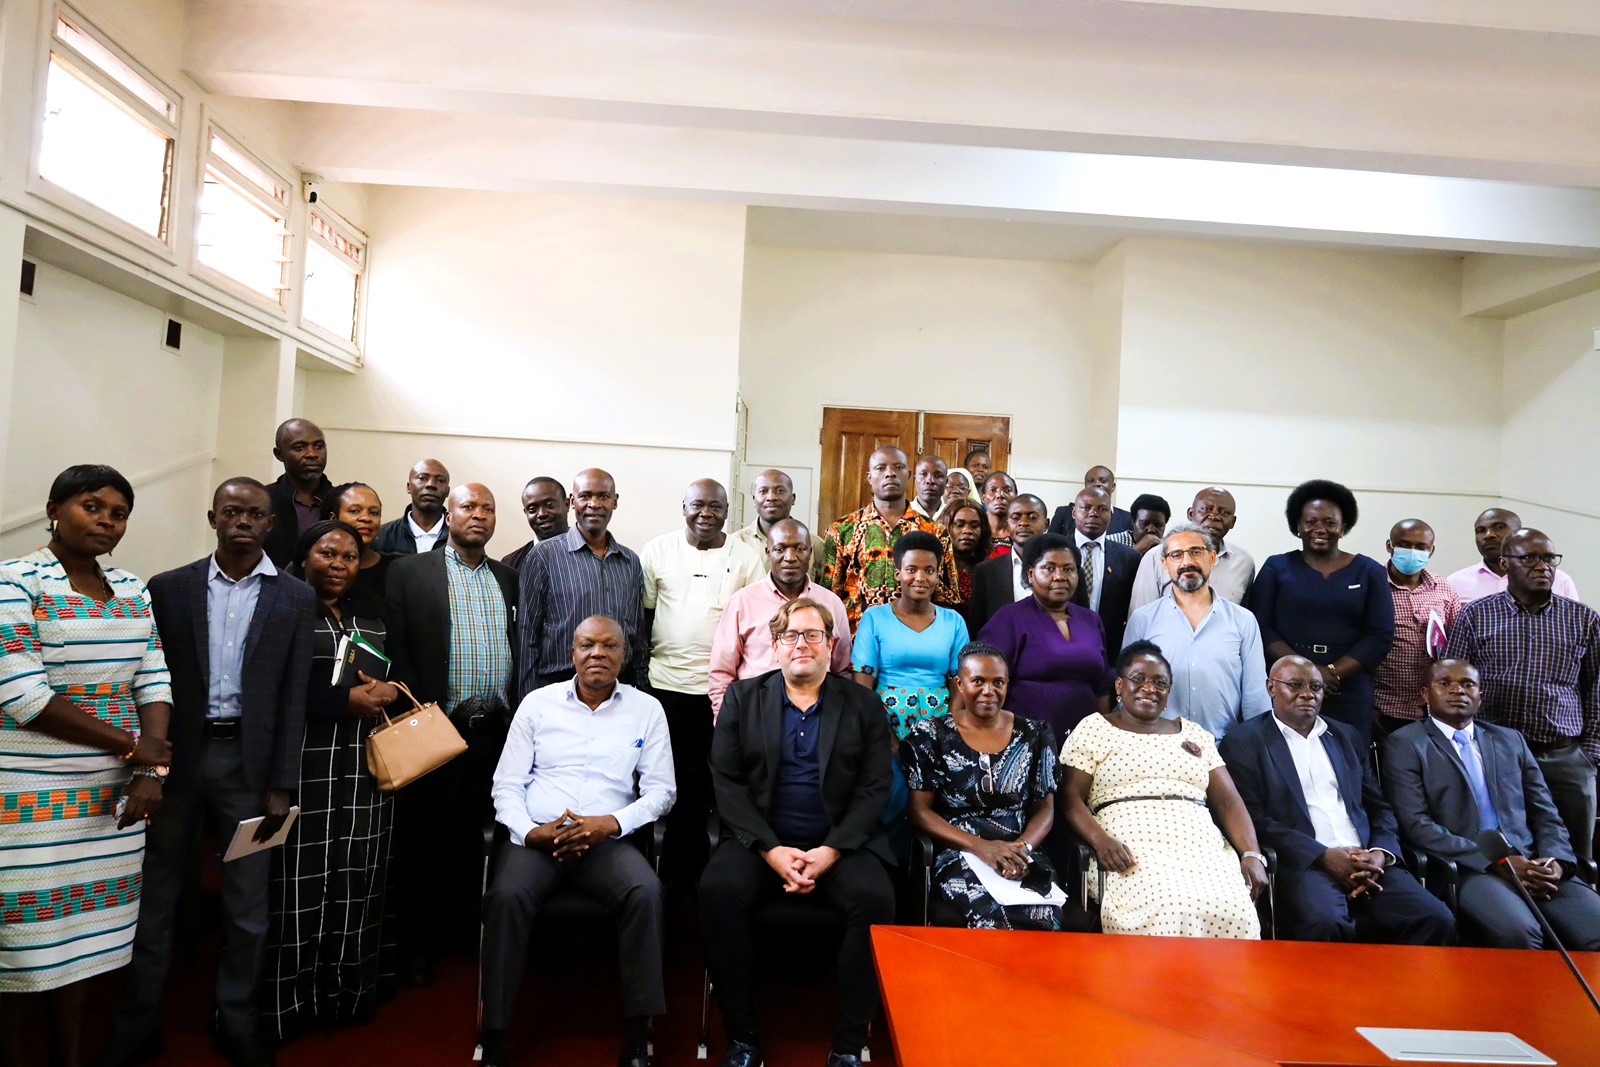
[
  {"x1": 304, "y1": 188, "x2": 748, "y2": 550},
  {"x1": 738, "y1": 245, "x2": 1097, "y2": 529},
  {"x1": 2, "y1": 259, "x2": 222, "y2": 577},
  {"x1": 1111, "y1": 240, "x2": 1506, "y2": 573},
  {"x1": 1500, "y1": 288, "x2": 1600, "y2": 595}
]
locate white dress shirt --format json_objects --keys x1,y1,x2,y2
[
  {"x1": 1010, "y1": 549, "x2": 1030, "y2": 602},
  {"x1": 1073, "y1": 530, "x2": 1107, "y2": 612},
  {"x1": 492, "y1": 680, "x2": 677, "y2": 846},
  {"x1": 1271, "y1": 715, "x2": 1362, "y2": 849},
  {"x1": 408, "y1": 510, "x2": 444, "y2": 553}
]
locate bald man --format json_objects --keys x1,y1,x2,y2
[
  {"x1": 1129, "y1": 486, "x2": 1257, "y2": 613},
  {"x1": 641, "y1": 479, "x2": 764, "y2": 885},
  {"x1": 372, "y1": 457, "x2": 451, "y2": 554},
  {"x1": 263, "y1": 417, "x2": 334, "y2": 565},
  {"x1": 385, "y1": 482, "x2": 520, "y2": 984},
  {"x1": 1448, "y1": 507, "x2": 1581, "y2": 603},
  {"x1": 1372, "y1": 519, "x2": 1462, "y2": 733},
  {"x1": 730, "y1": 468, "x2": 825, "y2": 582}
]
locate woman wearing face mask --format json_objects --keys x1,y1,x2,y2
[
  {"x1": 1369, "y1": 518, "x2": 1461, "y2": 737},
  {"x1": 1251, "y1": 480, "x2": 1395, "y2": 754}
]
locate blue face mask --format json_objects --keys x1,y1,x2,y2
[{"x1": 1391, "y1": 547, "x2": 1430, "y2": 575}]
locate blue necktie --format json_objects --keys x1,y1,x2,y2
[{"x1": 1452, "y1": 729, "x2": 1499, "y2": 832}]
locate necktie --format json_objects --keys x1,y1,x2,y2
[
  {"x1": 1081, "y1": 541, "x2": 1098, "y2": 610},
  {"x1": 1452, "y1": 729, "x2": 1499, "y2": 832}
]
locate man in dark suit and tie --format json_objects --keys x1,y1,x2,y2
[
  {"x1": 1049, "y1": 486, "x2": 1138, "y2": 652},
  {"x1": 699, "y1": 598, "x2": 895, "y2": 1067},
  {"x1": 385, "y1": 482, "x2": 520, "y2": 984},
  {"x1": 968, "y1": 494, "x2": 1049, "y2": 630},
  {"x1": 1220, "y1": 655, "x2": 1453, "y2": 945},
  {"x1": 107, "y1": 478, "x2": 315, "y2": 1067},
  {"x1": 1383, "y1": 658, "x2": 1600, "y2": 950}
]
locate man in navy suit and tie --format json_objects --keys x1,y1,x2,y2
[
  {"x1": 1221, "y1": 655, "x2": 1454, "y2": 945},
  {"x1": 1383, "y1": 658, "x2": 1600, "y2": 950}
]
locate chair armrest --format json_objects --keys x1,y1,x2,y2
[
  {"x1": 914, "y1": 833, "x2": 935, "y2": 869},
  {"x1": 706, "y1": 810, "x2": 724, "y2": 852},
  {"x1": 482, "y1": 818, "x2": 500, "y2": 857},
  {"x1": 1576, "y1": 857, "x2": 1598, "y2": 891},
  {"x1": 1406, "y1": 847, "x2": 1460, "y2": 913},
  {"x1": 650, "y1": 820, "x2": 667, "y2": 874}
]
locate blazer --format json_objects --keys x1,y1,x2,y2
[
  {"x1": 1219, "y1": 712, "x2": 1402, "y2": 871},
  {"x1": 710, "y1": 670, "x2": 894, "y2": 866},
  {"x1": 1086, "y1": 538, "x2": 1140, "y2": 654},
  {"x1": 264, "y1": 472, "x2": 335, "y2": 567},
  {"x1": 371, "y1": 506, "x2": 449, "y2": 556},
  {"x1": 385, "y1": 548, "x2": 519, "y2": 709},
  {"x1": 1381, "y1": 718, "x2": 1575, "y2": 873},
  {"x1": 1047, "y1": 505, "x2": 1132, "y2": 539},
  {"x1": 967, "y1": 552, "x2": 1020, "y2": 632},
  {"x1": 146, "y1": 557, "x2": 317, "y2": 794}
]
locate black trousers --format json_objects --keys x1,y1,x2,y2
[
  {"x1": 1275, "y1": 865, "x2": 1455, "y2": 946},
  {"x1": 698, "y1": 840, "x2": 895, "y2": 1052},
  {"x1": 480, "y1": 837, "x2": 665, "y2": 1027},
  {"x1": 652, "y1": 687, "x2": 714, "y2": 888}
]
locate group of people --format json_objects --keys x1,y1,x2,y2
[{"x1": 1, "y1": 421, "x2": 1596, "y2": 1067}]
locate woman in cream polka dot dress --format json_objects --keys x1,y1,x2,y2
[{"x1": 1060, "y1": 640, "x2": 1266, "y2": 938}]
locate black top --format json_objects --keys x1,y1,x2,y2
[{"x1": 306, "y1": 594, "x2": 389, "y2": 720}]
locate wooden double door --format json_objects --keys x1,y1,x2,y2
[{"x1": 817, "y1": 407, "x2": 1011, "y2": 529}]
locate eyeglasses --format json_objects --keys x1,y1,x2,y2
[
  {"x1": 1270, "y1": 679, "x2": 1326, "y2": 695},
  {"x1": 1120, "y1": 674, "x2": 1171, "y2": 693},
  {"x1": 1162, "y1": 546, "x2": 1212, "y2": 562},
  {"x1": 978, "y1": 753, "x2": 995, "y2": 794},
  {"x1": 776, "y1": 629, "x2": 828, "y2": 646},
  {"x1": 1503, "y1": 553, "x2": 1562, "y2": 568}
]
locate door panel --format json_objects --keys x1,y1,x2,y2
[
  {"x1": 923, "y1": 412, "x2": 1011, "y2": 481},
  {"x1": 818, "y1": 407, "x2": 919, "y2": 530}
]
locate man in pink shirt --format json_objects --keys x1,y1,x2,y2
[
  {"x1": 709, "y1": 518, "x2": 853, "y2": 715},
  {"x1": 1448, "y1": 508, "x2": 1580, "y2": 603}
]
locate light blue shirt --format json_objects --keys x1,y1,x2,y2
[
  {"x1": 492, "y1": 680, "x2": 676, "y2": 846},
  {"x1": 206, "y1": 553, "x2": 276, "y2": 720},
  {"x1": 1122, "y1": 590, "x2": 1270, "y2": 740}
]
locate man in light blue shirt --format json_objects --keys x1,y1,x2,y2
[
  {"x1": 481, "y1": 614, "x2": 675, "y2": 1067},
  {"x1": 205, "y1": 551, "x2": 273, "y2": 720},
  {"x1": 1123, "y1": 522, "x2": 1270, "y2": 740}
]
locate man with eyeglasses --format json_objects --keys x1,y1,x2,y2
[
  {"x1": 701, "y1": 598, "x2": 895, "y2": 1067},
  {"x1": 1129, "y1": 486, "x2": 1257, "y2": 613},
  {"x1": 1123, "y1": 522, "x2": 1269, "y2": 740},
  {"x1": 1445, "y1": 529, "x2": 1599, "y2": 863},
  {"x1": 1220, "y1": 656, "x2": 1453, "y2": 945},
  {"x1": 1447, "y1": 507, "x2": 1581, "y2": 604},
  {"x1": 708, "y1": 518, "x2": 854, "y2": 717}
]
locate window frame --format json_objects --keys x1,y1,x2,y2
[
  {"x1": 29, "y1": 3, "x2": 183, "y2": 258},
  {"x1": 192, "y1": 120, "x2": 297, "y2": 314},
  {"x1": 299, "y1": 202, "x2": 368, "y2": 351}
]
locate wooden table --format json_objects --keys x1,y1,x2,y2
[{"x1": 872, "y1": 926, "x2": 1600, "y2": 1066}]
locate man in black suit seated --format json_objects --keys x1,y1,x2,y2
[
  {"x1": 385, "y1": 482, "x2": 520, "y2": 983},
  {"x1": 1383, "y1": 658, "x2": 1600, "y2": 950},
  {"x1": 968, "y1": 493, "x2": 1049, "y2": 630},
  {"x1": 1048, "y1": 486, "x2": 1139, "y2": 652},
  {"x1": 106, "y1": 478, "x2": 316, "y2": 1067},
  {"x1": 700, "y1": 598, "x2": 895, "y2": 1067},
  {"x1": 1220, "y1": 655, "x2": 1453, "y2": 945}
]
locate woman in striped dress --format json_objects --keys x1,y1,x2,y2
[
  {"x1": 264, "y1": 521, "x2": 399, "y2": 1039},
  {"x1": 0, "y1": 465, "x2": 172, "y2": 1067}
]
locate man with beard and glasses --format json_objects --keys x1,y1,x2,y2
[
  {"x1": 1130, "y1": 486, "x2": 1257, "y2": 612},
  {"x1": 1448, "y1": 507, "x2": 1581, "y2": 604},
  {"x1": 730, "y1": 469, "x2": 825, "y2": 582},
  {"x1": 1122, "y1": 522, "x2": 1269, "y2": 741},
  {"x1": 501, "y1": 476, "x2": 569, "y2": 571},
  {"x1": 372, "y1": 458, "x2": 450, "y2": 555}
]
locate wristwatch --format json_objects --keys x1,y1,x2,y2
[{"x1": 131, "y1": 765, "x2": 169, "y2": 782}]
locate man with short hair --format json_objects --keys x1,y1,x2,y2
[
  {"x1": 518, "y1": 468, "x2": 649, "y2": 695},
  {"x1": 1373, "y1": 519, "x2": 1461, "y2": 736},
  {"x1": 1127, "y1": 493, "x2": 1171, "y2": 555},
  {"x1": 730, "y1": 469, "x2": 824, "y2": 581},
  {"x1": 479, "y1": 616, "x2": 676, "y2": 1067},
  {"x1": 908, "y1": 454, "x2": 948, "y2": 519},
  {"x1": 641, "y1": 479, "x2": 764, "y2": 884},
  {"x1": 823, "y1": 446, "x2": 959, "y2": 630},
  {"x1": 1123, "y1": 522, "x2": 1269, "y2": 740},
  {"x1": 500, "y1": 476, "x2": 570, "y2": 570},
  {"x1": 1221, "y1": 656, "x2": 1453, "y2": 945},
  {"x1": 1445, "y1": 529, "x2": 1598, "y2": 863},
  {"x1": 701, "y1": 599, "x2": 895, "y2": 1067},
  {"x1": 1061, "y1": 486, "x2": 1139, "y2": 652},
  {"x1": 1130, "y1": 487, "x2": 1257, "y2": 612},
  {"x1": 1448, "y1": 508, "x2": 1581, "y2": 603},
  {"x1": 968, "y1": 494, "x2": 1049, "y2": 631},
  {"x1": 372, "y1": 458, "x2": 451, "y2": 555},
  {"x1": 1049, "y1": 465, "x2": 1133, "y2": 538},
  {"x1": 1383, "y1": 659, "x2": 1600, "y2": 950},
  {"x1": 385, "y1": 483, "x2": 520, "y2": 983},
  {"x1": 962, "y1": 448, "x2": 991, "y2": 486},
  {"x1": 263, "y1": 418, "x2": 333, "y2": 566}
]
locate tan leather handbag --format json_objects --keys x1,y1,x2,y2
[{"x1": 365, "y1": 681, "x2": 468, "y2": 792}]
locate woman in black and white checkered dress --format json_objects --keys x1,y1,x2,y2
[{"x1": 264, "y1": 520, "x2": 401, "y2": 1040}]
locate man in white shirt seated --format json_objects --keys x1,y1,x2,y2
[{"x1": 480, "y1": 615, "x2": 677, "y2": 1067}]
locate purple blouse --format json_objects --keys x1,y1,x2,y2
[{"x1": 978, "y1": 597, "x2": 1114, "y2": 738}]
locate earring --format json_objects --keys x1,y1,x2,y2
[{"x1": 47, "y1": 519, "x2": 58, "y2": 538}]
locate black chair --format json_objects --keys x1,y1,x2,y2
[{"x1": 474, "y1": 818, "x2": 666, "y2": 1062}]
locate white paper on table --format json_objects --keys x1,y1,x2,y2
[
  {"x1": 222, "y1": 807, "x2": 300, "y2": 862},
  {"x1": 960, "y1": 850, "x2": 1067, "y2": 907}
]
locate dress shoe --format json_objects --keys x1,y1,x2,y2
[
  {"x1": 617, "y1": 1035, "x2": 653, "y2": 1067},
  {"x1": 824, "y1": 1053, "x2": 864, "y2": 1067},
  {"x1": 479, "y1": 1028, "x2": 509, "y2": 1067},
  {"x1": 718, "y1": 1039, "x2": 763, "y2": 1067}
]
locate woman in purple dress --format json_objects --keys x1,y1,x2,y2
[{"x1": 978, "y1": 533, "x2": 1114, "y2": 738}]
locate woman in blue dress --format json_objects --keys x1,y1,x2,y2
[{"x1": 853, "y1": 531, "x2": 970, "y2": 738}]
